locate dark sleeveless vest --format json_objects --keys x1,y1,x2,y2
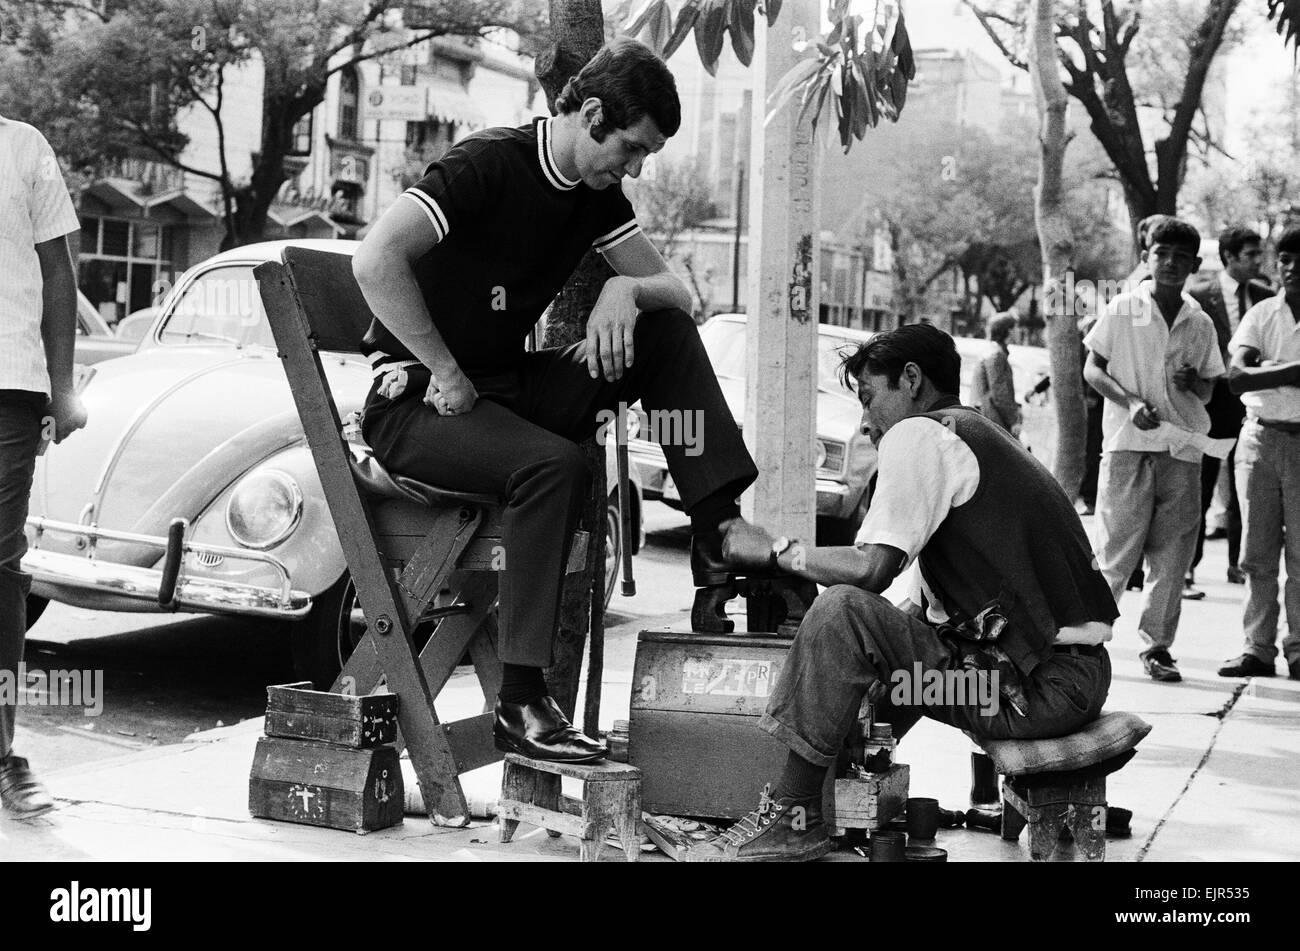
[{"x1": 912, "y1": 398, "x2": 1118, "y2": 676}]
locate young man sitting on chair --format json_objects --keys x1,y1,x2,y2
[
  {"x1": 685, "y1": 324, "x2": 1119, "y2": 861},
  {"x1": 351, "y1": 39, "x2": 758, "y2": 763}
]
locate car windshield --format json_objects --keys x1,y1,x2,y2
[
  {"x1": 158, "y1": 265, "x2": 276, "y2": 349},
  {"x1": 700, "y1": 319, "x2": 863, "y2": 396}
]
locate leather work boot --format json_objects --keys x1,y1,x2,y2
[
  {"x1": 684, "y1": 785, "x2": 831, "y2": 862},
  {"x1": 0, "y1": 754, "x2": 55, "y2": 820}
]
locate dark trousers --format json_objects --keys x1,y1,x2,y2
[
  {"x1": 1, "y1": 391, "x2": 45, "y2": 757},
  {"x1": 1079, "y1": 399, "x2": 1103, "y2": 508},
  {"x1": 759, "y1": 586, "x2": 1111, "y2": 767},
  {"x1": 1191, "y1": 447, "x2": 1241, "y2": 572},
  {"x1": 362, "y1": 309, "x2": 758, "y2": 667}
]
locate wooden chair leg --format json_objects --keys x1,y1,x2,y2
[{"x1": 1001, "y1": 801, "x2": 1027, "y2": 841}]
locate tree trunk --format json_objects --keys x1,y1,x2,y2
[
  {"x1": 1028, "y1": 0, "x2": 1086, "y2": 500},
  {"x1": 536, "y1": 0, "x2": 608, "y2": 731}
]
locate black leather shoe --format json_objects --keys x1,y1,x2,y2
[
  {"x1": 1217, "y1": 654, "x2": 1275, "y2": 678},
  {"x1": 1141, "y1": 648, "x2": 1182, "y2": 683},
  {"x1": 494, "y1": 696, "x2": 607, "y2": 763},
  {"x1": 0, "y1": 754, "x2": 55, "y2": 820},
  {"x1": 690, "y1": 528, "x2": 732, "y2": 587}
]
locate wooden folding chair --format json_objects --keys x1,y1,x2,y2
[{"x1": 254, "y1": 247, "x2": 587, "y2": 823}]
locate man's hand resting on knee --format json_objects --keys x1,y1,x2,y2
[
  {"x1": 423, "y1": 367, "x2": 479, "y2": 416},
  {"x1": 581, "y1": 276, "x2": 640, "y2": 382}
]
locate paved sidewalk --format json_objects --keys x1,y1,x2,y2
[{"x1": 2, "y1": 536, "x2": 1297, "y2": 862}]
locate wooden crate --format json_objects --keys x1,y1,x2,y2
[
  {"x1": 826, "y1": 764, "x2": 910, "y2": 835},
  {"x1": 629, "y1": 627, "x2": 833, "y2": 819},
  {"x1": 263, "y1": 681, "x2": 398, "y2": 749},
  {"x1": 249, "y1": 736, "x2": 404, "y2": 833}
]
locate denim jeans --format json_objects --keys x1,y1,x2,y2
[
  {"x1": 1, "y1": 390, "x2": 45, "y2": 757},
  {"x1": 759, "y1": 585, "x2": 1112, "y2": 767},
  {"x1": 1235, "y1": 420, "x2": 1300, "y2": 665}
]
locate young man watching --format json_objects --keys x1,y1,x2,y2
[
  {"x1": 684, "y1": 324, "x2": 1117, "y2": 862},
  {"x1": 1083, "y1": 218, "x2": 1225, "y2": 683},
  {"x1": 1, "y1": 113, "x2": 88, "y2": 817},
  {"x1": 1185, "y1": 226, "x2": 1273, "y2": 595},
  {"x1": 1218, "y1": 225, "x2": 1300, "y2": 680},
  {"x1": 351, "y1": 39, "x2": 758, "y2": 762}
]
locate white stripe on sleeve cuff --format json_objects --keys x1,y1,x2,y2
[{"x1": 400, "y1": 189, "x2": 449, "y2": 241}]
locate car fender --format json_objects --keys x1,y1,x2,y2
[{"x1": 185, "y1": 443, "x2": 347, "y2": 598}]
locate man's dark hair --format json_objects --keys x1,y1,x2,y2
[
  {"x1": 840, "y1": 323, "x2": 961, "y2": 397},
  {"x1": 1138, "y1": 214, "x2": 1174, "y2": 251},
  {"x1": 1218, "y1": 225, "x2": 1263, "y2": 264},
  {"x1": 1147, "y1": 217, "x2": 1201, "y2": 255},
  {"x1": 1277, "y1": 225, "x2": 1300, "y2": 255},
  {"x1": 555, "y1": 37, "x2": 681, "y2": 140}
]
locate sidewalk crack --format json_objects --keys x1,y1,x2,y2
[{"x1": 1136, "y1": 683, "x2": 1247, "y2": 861}]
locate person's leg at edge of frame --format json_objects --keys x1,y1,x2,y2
[
  {"x1": 1135, "y1": 453, "x2": 1201, "y2": 682},
  {"x1": 1278, "y1": 432, "x2": 1300, "y2": 678},
  {"x1": 0, "y1": 391, "x2": 55, "y2": 818},
  {"x1": 1221, "y1": 421, "x2": 1285, "y2": 678}
]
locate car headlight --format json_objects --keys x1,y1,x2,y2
[
  {"x1": 816, "y1": 438, "x2": 846, "y2": 475},
  {"x1": 226, "y1": 469, "x2": 303, "y2": 550},
  {"x1": 814, "y1": 439, "x2": 828, "y2": 470}
]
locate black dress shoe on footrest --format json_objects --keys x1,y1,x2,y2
[
  {"x1": 690, "y1": 529, "x2": 732, "y2": 587},
  {"x1": 494, "y1": 697, "x2": 607, "y2": 763}
]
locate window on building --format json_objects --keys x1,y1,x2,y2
[
  {"x1": 289, "y1": 111, "x2": 314, "y2": 156},
  {"x1": 400, "y1": 64, "x2": 418, "y2": 86},
  {"x1": 338, "y1": 67, "x2": 359, "y2": 141},
  {"x1": 76, "y1": 216, "x2": 174, "y2": 325}
]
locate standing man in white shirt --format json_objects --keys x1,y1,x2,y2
[
  {"x1": 0, "y1": 112, "x2": 87, "y2": 817},
  {"x1": 1083, "y1": 218, "x2": 1225, "y2": 683},
  {"x1": 1218, "y1": 225, "x2": 1300, "y2": 680},
  {"x1": 1185, "y1": 226, "x2": 1274, "y2": 594}
]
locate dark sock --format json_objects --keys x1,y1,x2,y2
[
  {"x1": 688, "y1": 487, "x2": 742, "y2": 534},
  {"x1": 499, "y1": 664, "x2": 547, "y2": 705},
  {"x1": 771, "y1": 750, "x2": 827, "y2": 803}
]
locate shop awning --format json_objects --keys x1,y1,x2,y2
[
  {"x1": 82, "y1": 178, "x2": 218, "y2": 219},
  {"x1": 426, "y1": 85, "x2": 484, "y2": 129}
]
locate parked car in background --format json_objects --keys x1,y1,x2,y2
[
  {"x1": 114, "y1": 306, "x2": 160, "y2": 345},
  {"x1": 629, "y1": 314, "x2": 879, "y2": 544},
  {"x1": 74, "y1": 291, "x2": 137, "y2": 365},
  {"x1": 26, "y1": 239, "x2": 641, "y2": 689}
]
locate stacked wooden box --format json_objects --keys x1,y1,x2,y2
[{"x1": 249, "y1": 682, "x2": 404, "y2": 834}]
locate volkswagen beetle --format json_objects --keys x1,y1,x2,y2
[{"x1": 24, "y1": 239, "x2": 642, "y2": 688}]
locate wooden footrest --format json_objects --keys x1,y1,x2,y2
[{"x1": 497, "y1": 754, "x2": 642, "y2": 862}]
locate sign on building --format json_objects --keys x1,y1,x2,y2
[{"x1": 364, "y1": 86, "x2": 428, "y2": 123}]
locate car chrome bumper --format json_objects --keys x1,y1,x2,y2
[{"x1": 22, "y1": 516, "x2": 312, "y2": 619}]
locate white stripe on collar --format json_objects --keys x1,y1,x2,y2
[{"x1": 536, "y1": 117, "x2": 579, "y2": 191}]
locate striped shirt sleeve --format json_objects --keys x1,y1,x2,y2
[
  {"x1": 591, "y1": 184, "x2": 641, "y2": 255},
  {"x1": 28, "y1": 128, "x2": 80, "y2": 243},
  {"x1": 399, "y1": 138, "x2": 496, "y2": 243}
]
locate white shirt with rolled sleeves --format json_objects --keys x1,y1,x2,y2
[
  {"x1": 1229, "y1": 294, "x2": 1300, "y2": 423},
  {"x1": 1083, "y1": 283, "x2": 1225, "y2": 463},
  {"x1": 0, "y1": 115, "x2": 82, "y2": 397},
  {"x1": 854, "y1": 416, "x2": 1110, "y2": 645}
]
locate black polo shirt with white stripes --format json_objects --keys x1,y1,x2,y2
[{"x1": 361, "y1": 116, "x2": 641, "y2": 379}]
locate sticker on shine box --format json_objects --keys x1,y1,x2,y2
[{"x1": 682, "y1": 658, "x2": 775, "y2": 698}]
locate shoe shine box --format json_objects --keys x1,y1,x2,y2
[{"x1": 629, "y1": 628, "x2": 833, "y2": 819}]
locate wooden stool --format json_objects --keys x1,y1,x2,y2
[
  {"x1": 972, "y1": 710, "x2": 1152, "y2": 863},
  {"x1": 498, "y1": 753, "x2": 643, "y2": 862},
  {"x1": 1000, "y1": 773, "x2": 1107, "y2": 861}
]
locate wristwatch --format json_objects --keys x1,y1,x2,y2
[{"x1": 769, "y1": 535, "x2": 796, "y2": 568}]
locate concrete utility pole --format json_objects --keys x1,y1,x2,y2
[{"x1": 742, "y1": 0, "x2": 820, "y2": 543}]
